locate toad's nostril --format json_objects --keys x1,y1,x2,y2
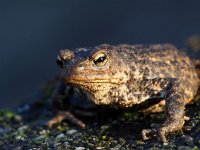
[
  {"x1": 56, "y1": 59, "x2": 64, "y2": 68},
  {"x1": 56, "y1": 55, "x2": 64, "y2": 68}
]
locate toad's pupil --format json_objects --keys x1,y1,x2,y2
[{"x1": 97, "y1": 56, "x2": 105, "y2": 62}]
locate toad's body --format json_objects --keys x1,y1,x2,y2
[{"x1": 53, "y1": 44, "x2": 200, "y2": 142}]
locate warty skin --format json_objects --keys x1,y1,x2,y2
[{"x1": 54, "y1": 44, "x2": 200, "y2": 143}]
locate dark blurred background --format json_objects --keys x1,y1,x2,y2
[{"x1": 0, "y1": 0, "x2": 200, "y2": 108}]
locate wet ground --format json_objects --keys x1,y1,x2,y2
[{"x1": 0, "y1": 81, "x2": 200, "y2": 149}]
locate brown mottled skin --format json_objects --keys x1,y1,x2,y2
[{"x1": 52, "y1": 44, "x2": 200, "y2": 143}]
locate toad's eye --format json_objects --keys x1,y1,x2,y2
[
  {"x1": 93, "y1": 53, "x2": 108, "y2": 67},
  {"x1": 56, "y1": 55, "x2": 65, "y2": 68}
]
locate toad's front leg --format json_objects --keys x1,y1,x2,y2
[
  {"x1": 142, "y1": 79, "x2": 186, "y2": 143},
  {"x1": 48, "y1": 80, "x2": 86, "y2": 128},
  {"x1": 48, "y1": 111, "x2": 86, "y2": 128}
]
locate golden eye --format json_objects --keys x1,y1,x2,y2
[{"x1": 93, "y1": 53, "x2": 108, "y2": 67}]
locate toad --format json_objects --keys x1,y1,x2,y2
[{"x1": 49, "y1": 44, "x2": 200, "y2": 143}]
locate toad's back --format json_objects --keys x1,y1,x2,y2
[{"x1": 114, "y1": 44, "x2": 199, "y2": 103}]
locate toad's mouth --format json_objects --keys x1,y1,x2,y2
[{"x1": 66, "y1": 77, "x2": 121, "y2": 85}]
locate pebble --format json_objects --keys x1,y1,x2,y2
[
  {"x1": 179, "y1": 135, "x2": 194, "y2": 146},
  {"x1": 14, "y1": 114, "x2": 22, "y2": 122},
  {"x1": 17, "y1": 125, "x2": 28, "y2": 133},
  {"x1": 33, "y1": 135, "x2": 46, "y2": 142},
  {"x1": 39, "y1": 129, "x2": 49, "y2": 135},
  {"x1": 96, "y1": 147, "x2": 105, "y2": 149},
  {"x1": 54, "y1": 143, "x2": 61, "y2": 148},
  {"x1": 66, "y1": 129, "x2": 77, "y2": 135},
  {"x1": 111, "y1": 144, "x2": 122, "y2": 149},
  {"x1": 75, "y1": 147, "x2": 85, "y2": 150},
  {"x1": 0, "y1": 127, "x2": 11, "y2": 134},
  {"x1": 64, "y1": 141, "x2": 71, "y2": 148},
  {"x1": 0, "y1": 128, "x2": 5, "y2": 134},
  {"x1": 177, "y1": 146, "x2": 192, "y2": 150},
  {"x1": 56, "y1": 133, "x2": 65, "y2": 139},
  {"x1": 15, "y1": 135, "x2": 26, "y2": 141},
  {"x1": 100, "y1": 125, "x2": 109, "y2": 130}
]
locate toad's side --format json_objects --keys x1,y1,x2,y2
[{"x1": 50, "y1": 44, "x2": 200, "y2": 143}]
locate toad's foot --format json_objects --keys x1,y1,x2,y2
[
  {"x1": 48, "y1": 111, "x2": 86, "y2": 128},
  {"x1": 142, "y1": 79, "x2": 186, "y2": 143},
  {"x1": 142, "y1": 115, "x2": 189, "y2": 143},
  {"x1": 142, "y1": 129, "x2": 158, "y2": 141},
  {"x1": 142, "y1": 128, "x2": 169, "y2": 143},
  {"x1": 142, "y1": 123, "x2": 183, "y2": 143}
]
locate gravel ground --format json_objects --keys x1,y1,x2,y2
[{"x1": 0, "y1": 81, "x2": 200, "y2": 150}]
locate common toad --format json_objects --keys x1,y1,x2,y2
[{"x1": 51, "y1": 44, "x2": 200, "y2": 143}]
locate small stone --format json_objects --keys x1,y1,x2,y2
[
  {"x1": 14, "y1": 114, "x2": 22, "y2": 122},
  {"x1": 17, "y1": 125, "x2": 28, "y2": 133},
  {"x1": 88, "y1": 143, "x2": 94, "y2": 148},
  {"x1": 179, "y1": 135, "x2": 194, "y2": 146},
  {"x1": 0, "y1": 127, "x2": 11, "y2": 134},
  {"x1": 113, "y1": 140, "x2": 118, "y2": 144},
  {"x1": 75, "y1": 147, "x2": 85, "y2": 150},
  {"x1": 33, "y1": 135, "x2": 45, "y2": 142},
  {"x1": 177, "y1": 146, "x2": 192, "y2": 150},
  {"x1": 100, "y1": 125, "x2": 109, "y2": 130},
  {"x1": 54, "y1": 143, "x2": 61, "y2": 148},
  {"x1": 39, "y1": 129, "x2": 49, "y2": 135},
  {"x1": 0, "y1": 128, "x2": 4, "y2": 134},
  {"x1": 66, "y1": 129, "x2": 77, "y2": 135},
  {"x1": 64, "y1": 141, "x2": 71, "y2": 148},
  {"x1": 56, "y1": 133, "x2": 65, "y2": 139},
  {"x1": 15, "y1": 135, "x2": 26, "y2": 141},
  {"x1": 96, "y1": 147, "x2": 105, "y2": 149},
  {"x1": 112, "y1": 144, "x2": 121, "y2": 149}
]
